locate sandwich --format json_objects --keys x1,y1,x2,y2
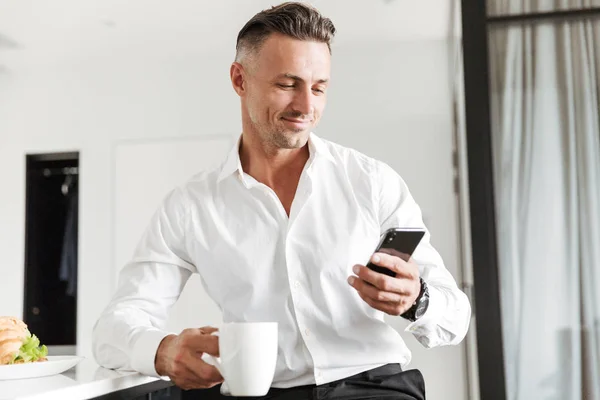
[{"x1": 0, "y1": 317, "x2": 48, "y2": 365}]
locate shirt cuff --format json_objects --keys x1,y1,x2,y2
[
  {"x1": 404, "y1": 283, "x2": 446, "y2": 333},
  {"x1": 130, "y1": 328, "x2": 171, "y2": 378}
]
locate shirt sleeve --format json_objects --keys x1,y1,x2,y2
[
  {"x1": 375, "y1": 161, "x2": 471, "y2": 348},
  {"x1": 92, "y1": 186, "x2": 196, "y2": 376}
]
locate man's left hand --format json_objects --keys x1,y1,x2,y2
[{"x1": 347, "y1": 252, "x2": 421, "y2": 316}]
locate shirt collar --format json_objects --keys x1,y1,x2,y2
[
  {"x1": 308, "y1": 132, "x2": 336, "y2": 164},
  {"x1": 217, "y1": 135, "x2": 244, "y2": 183},
  {"x1": 217, "y1": 132, "x2": 336, "y2": 183}
]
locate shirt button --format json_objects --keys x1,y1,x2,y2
[
  {"x1": 316, "y1": 371, "x2": 323, "y2": 379},
  {"x1": 294, "y1": 280, "x2": 301, "y2": 289},
  {"x1": 304, "y1": 328, "x2": 310, "y2": 337}
]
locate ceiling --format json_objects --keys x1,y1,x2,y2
[{"x1": 0, "y1": 0, "x2": 457, "y2": 66}]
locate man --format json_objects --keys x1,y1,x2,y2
[{"x1": 93, "y1": 2, "x2": 471, "y2": 399}]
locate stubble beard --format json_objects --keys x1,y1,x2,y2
[{"x1": 252, "y1": 119, "x2": 310, "y2": 151}]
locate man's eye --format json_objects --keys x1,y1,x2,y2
[
  {"x1": 313, "y1": 88, "x2": 325, "y2": 94},
  {"x1": 277, "y1": 84, "x2": 294, "y2": 89}
]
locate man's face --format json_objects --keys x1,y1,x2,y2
[{"x1": 240, "y1": 33, "x2": 331, "y2": 150}]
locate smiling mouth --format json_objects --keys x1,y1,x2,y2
[{"x1": 282, "y1": 117, "x2": 312, "y2": 124}]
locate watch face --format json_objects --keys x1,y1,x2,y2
[{"x1": 414, "y1": 297, "x2": 430, "y2": 320}]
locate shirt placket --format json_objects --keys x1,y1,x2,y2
[
  {"x1": 284, "y1": 169, "x2": 327, "y2": 384},
  {"x1": 245, "y1": 162, "x2": 323, "y2": 383}
]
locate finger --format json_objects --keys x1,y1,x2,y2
[
  {"x1": 181, "y1": 329, "x2": 220, "y2": 356},
  {"x1": 347, "y1": 275, "x2": 403, "y2": 303},
  {"x1": 370, "y1": 253, "x2": 418, "y2": 280},
  {"x1": 356, "y1": 291, "x2": 411, "y2": 316},
  {"x1": 352, "y1": 264, "x2": 408, "y2": 294},
  {"x1": 175, "y1": 374, "x2": 218, "y2": 391},
  {"x1": 183, "y1": 353, "x2": 224, "y2": 386},
  {"x1": 181, "y1": 326, "x2": 219, "y2": 336},
  {"x1": 198, "y1": 326, "x2": 219, "y2": 335},
  {"x1": 177, "y1": 371, "x2": 222, "y2": 390},
  {"x1": 169, "y1": 355, "x2": 221, "y2": 390}
]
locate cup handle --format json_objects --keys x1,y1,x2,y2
[
  {"x1": 200, "y1": 331, "x2": 230, "y2": 395},
  {"x1": 201, "y1": 353, "x2": 230, "y2": 395}
]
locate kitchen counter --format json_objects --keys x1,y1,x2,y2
[{"x1": 0, "y1": 358, "x2": 175, "y2": 400}]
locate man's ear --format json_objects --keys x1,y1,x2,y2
[{"x1": 230, "y1": 62, "x2": 246, "y2": 96}]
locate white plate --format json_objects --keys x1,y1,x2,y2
[{"x1": 0, "y1": 356, "x2": 83, "y2": 380}]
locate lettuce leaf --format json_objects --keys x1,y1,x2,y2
[{"x1": 9, "y1": 331, "x2": 48, "y2": 364}]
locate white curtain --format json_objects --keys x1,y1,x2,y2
[
  {"x1": 487, "y1": 0, "x2": 600, "y2": 16},
  {"x1": 488, "y1": 3, "x2": 600, "y2": 400}
]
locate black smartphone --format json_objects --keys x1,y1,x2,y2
[{"x1": 366, "y1": 228, "x2": 426, "y2": 277}]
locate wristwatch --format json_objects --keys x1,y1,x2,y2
[{"x1": 400, "y1": 278, "x2": 430, "y2": 322}]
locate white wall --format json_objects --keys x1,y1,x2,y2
[{"x1": 0, "y1": 2, "x2": 468, "y2": 399}]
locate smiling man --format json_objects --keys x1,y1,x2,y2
[{"x1": 92, "y1": 3, "x2": 471, "y2": 399}]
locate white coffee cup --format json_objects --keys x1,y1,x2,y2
[{"x1": 202, "y1": 322, "x2": 278, "y2": 397}]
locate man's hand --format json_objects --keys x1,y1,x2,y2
[
  {"x1": 347, "y1": 252, "x2": 421, "y2": 316},
  {"x1": 154, "y1": 327, "x2": 224, "y2": 390}
]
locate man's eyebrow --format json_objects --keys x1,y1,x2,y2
[{"x1": 276, "y1": 73, "x2": 329, "y2": 84}]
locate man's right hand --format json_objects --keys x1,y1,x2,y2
[{"x1": 154, "y1": 326, "x2": 224, "y2": 390}]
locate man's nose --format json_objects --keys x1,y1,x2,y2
[{"x1": 292, "y1": 87, "x2": 314, "y2": 117}]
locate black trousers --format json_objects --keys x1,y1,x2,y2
[{"x1": 181, "y1": 364, "x2": 425, "y2": 400}]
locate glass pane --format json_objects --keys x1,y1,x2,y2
[
  {"x1": 488, "y1": 0, "x2": 600, "y2": 17},
  {"x1": 488, "y1": 18, "x2": 600, "y2": 400}
]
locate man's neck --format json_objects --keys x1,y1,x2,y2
[{"x1": 239, "y1": 132, "x2": 310, "y2": 190}]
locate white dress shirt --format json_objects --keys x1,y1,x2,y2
[{"x1": 92, "y1": 133, "x2": 471, "y2": 388}]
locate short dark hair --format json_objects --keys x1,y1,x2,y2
[{"x1": 235, "y1": 2, "x2": 336, "y2": 62}]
